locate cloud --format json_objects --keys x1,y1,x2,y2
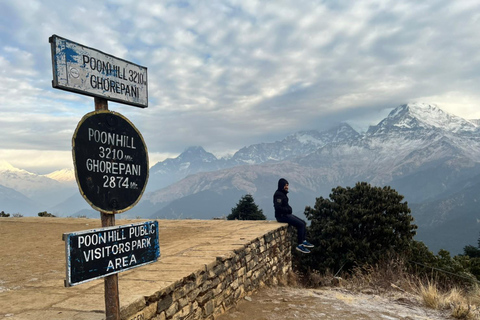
[{"x1": 1, "y1": 0, "x2": 480, "y2": 172}]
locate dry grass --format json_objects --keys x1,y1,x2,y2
[
  {"x1": 468, "y1": 285, "x2": 480, "y2": 306},
  {"x1": 306, "y1": 258, "x2": 480, "y2": 319},
  {"x1": 447, "y1": 288, "x2": 475, "y2": 319},
  {"x1": 344, "y1": 257, "x2": 417, "y2": 295},
  {"x1": 417, "y1": 280, "x2": 444, "y2": 309},
  {"x1": 415, "y1": 281, "x2": 480, "y2": 319}
]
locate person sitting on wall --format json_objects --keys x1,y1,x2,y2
[{"x1": 273, "y1": 178, "x2": 314, "y2": 254}]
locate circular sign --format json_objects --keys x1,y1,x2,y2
[{"x1": 72, "y1": 110, "x2": 149, "y2": 214}]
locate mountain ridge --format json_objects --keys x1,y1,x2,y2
[
  {"x1": 1, "y1": 102, "x2": 479, "y2": 255},
  {"x1": 138, "y1": 102, "x2": 480, "y2": 254}
]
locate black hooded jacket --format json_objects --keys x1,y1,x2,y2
[{"x1": 273, "y1": 178, "x2": 292, "y2": 218}]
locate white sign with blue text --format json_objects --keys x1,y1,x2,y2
[{"x1": 50, "y1": 34, "x2": 148, "y2": 108}]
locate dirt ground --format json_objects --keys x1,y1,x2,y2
[
  {"x1": 0, "y1": 217, "x2": 146, "y2": 290},
  {"x1": 218, "y1": 286, "x2": 452, "y2": 320},
  {"x1": 0, "y1": 217, "x2": 213, "y2": 291}
]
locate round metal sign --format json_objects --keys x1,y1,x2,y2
[{"x1": 72, "y1": 110, "x2": 149, "y2": 214}]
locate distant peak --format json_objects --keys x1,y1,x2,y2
[
  {"x1": 184, "y1": 146, "x2": 206, "y2": 152},
  {"x1": 179, "y1": 146, "x2": 217, "y2": 161},
  {"x1": 334, "y1": 122, "x2": 357, "y2": 133},
  {"x1": 0, "y1": 160, "x2": 23, "y2": 172},
  {"x1": 45, "y1": 168, "x2": 75, "y2": 182},
  {"x1": 389, "y1": 102, "x2": 440, "y2": 118},
  {"x1": 369, "y1": 102, "x2": 476, "y2": 134},
  {"x1": 406, "y1": 102, "x2": 438, "y2": 110},
  {"x1": 181, "y1": 146, "x2": 211, "y2": 156}
]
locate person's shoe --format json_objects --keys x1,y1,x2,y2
[
  {"x1": 302, "y1": 240, "x2": 314, "y2": 248},
  {"x1": 296, "y1": 244, "x2": 310, "y2": 254}
]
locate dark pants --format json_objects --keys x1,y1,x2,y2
[{"x1": 276, "y1": 214, "x2": 306, "y2": 244}]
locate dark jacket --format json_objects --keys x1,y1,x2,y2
[{"x1": 273, "y1": 178, "x2": 292, "y2": 218}]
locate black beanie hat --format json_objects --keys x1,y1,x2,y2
[{"x1": 277, "y1": 178, "x2": 289, "y2": 190}]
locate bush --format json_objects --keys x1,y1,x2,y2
[
  {"x1": 0, "y1": 211, "x2": 10, "y2": 217},
  {"x1": 303, "y1": 182, "x2": 417, "y2": 273},
  {"x1": 38, "y1": 211, "x2": 56, "y2": 217}
]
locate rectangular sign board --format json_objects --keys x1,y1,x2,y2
[
  {"x1": 50, "y1": 34, "x2": 148, "y2": 108},
  {"x1": 63, "y1": 220, "x2": 160, "y2": 287}
]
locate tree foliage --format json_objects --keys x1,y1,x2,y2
[
  {"x1": 460, "y1": 232, "x2": 480, "y2": 281},
  {"x1": 38, "y1": 211, "x2": 56, "y2": 217},
  {"x1": 304, "y1": 182, "x2": 417, "y2": 272},
  {"x1": 463, "y1": 233, "x2": 480, "y2": 258},
  {"x1": 463, "y1": 245, "x2": 480, "y2": 258},
  {"x1": 228, "y1": 194, "x2": 266, "y2": 221}
]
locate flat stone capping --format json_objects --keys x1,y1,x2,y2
[{"x1": 0, "y1": 218, "x2": 291, "y2": 320}]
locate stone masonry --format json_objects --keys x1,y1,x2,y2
[{"x1": 125, "y1": 225, "x2": 292, "y2": 320}]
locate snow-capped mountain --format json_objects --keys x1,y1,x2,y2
[
  {"x1": 148, "y1": 146, "x2": 225, "y2": 191},
  {"x1": 368, "y1": 103, "x2": 478, "y2": 135},
  {"x1": 44, "y1": 168, "x2": 76, "y2": 182},
  {"x1": 298, "y1": 103, "x2": 480, "y2": 189},
  {"x1": 147, "y1": 123, "x2": 360, "y2": 191},
  {"x1": 229, "y1": 123, "x2": 360, "y2": 165},
  {"x1": 135, "y1": 103, "x2": 480, "y2": 254},
  {"x1": 2, "y1": 102, "x2": 479, "y2": 254},
  {"x1": 0, "y1": 161, "x2": 77, "y2": 214},
  {"x1": 0, "y1": 161, "x2": 61, "y2": 197}
]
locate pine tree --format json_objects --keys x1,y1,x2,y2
[
  {"x1": 228, "y1": 194, "x2": 266, "y2": 220},
  {"x1": 463, "y1": 232, "x2": 480, "y2": 258}
]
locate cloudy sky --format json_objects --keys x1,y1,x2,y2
[{"x1": 1, "y1": 0, "x2": 480, "y2": 174}]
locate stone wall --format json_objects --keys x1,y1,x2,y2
[{"x1": 125, "y1": 224, "x2": 292, "y2": 320}]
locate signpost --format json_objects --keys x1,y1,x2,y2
[
  {"x1": 49, "y1": 34, "x2": 148, "y2": 108},
  {"x1": 50, "y1": 35, "x2": 153, "y2": 320},
  {"x1": 72, "y1": 110, "x2": 149, "y2": 213},
  {"x1": 63, "y1": 221, "x2": 160, "y2": 287}
]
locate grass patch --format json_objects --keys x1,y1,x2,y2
[
  {"x1": 416, "y1": 281, "x2": 480, "y2": 319},
  {"x1": 302, "y1": 258, "x2": 480, "y2": 319}
]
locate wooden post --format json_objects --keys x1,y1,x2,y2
[
  {"x1": 101, "y1": 213, "x2": 120, "y2": 320},
  {"x1": 95, "y1": 97, "x2": 120, "y2": 320},
  {"x1": 95, "y1": 97, "x2": 108, "y2": 112}
]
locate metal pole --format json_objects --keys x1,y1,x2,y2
[{"x1": 95, "y1": 97, "x2": 120, "y2": 320}]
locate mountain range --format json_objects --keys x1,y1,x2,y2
[{"x1": 1, "y1": 102, "x2": 479, "y2": 255}]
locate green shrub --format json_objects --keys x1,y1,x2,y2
[
  {"x1": 303, "y1": 182, "x2": 417, "y2": 273},
  {"x1": 38, "y1": 211, "x2": 56, "y2": 217}
]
